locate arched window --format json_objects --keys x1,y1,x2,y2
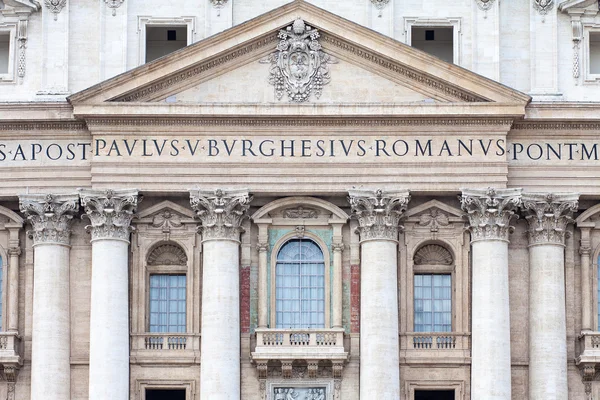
[{"x1": 275, "y1": 239, "x2": 325, "y2": 329}]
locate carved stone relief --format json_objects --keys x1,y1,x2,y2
[
  {"x1": 272, "y1": 387, "x2": 326, "y2": 399},
  {"x1": 103, "y1": 0, "x2": 124, "y2": 16},
  {"x1": 152, "y1": 209, "x2": 183, "y2": 231},
  {"x1": 413, "y1": 244, "x2": 453, "y2": 265},
  {"x1": 44, "y1": 0, "x2": 66, "y2": 20},
  {"x1": 261, "y1": 18, "x2": 336, "y2": 102},
  {"x1": 209, "y1": 0, "x2": 228, "y2": 16},
  {"x1": 147, "y1": 243, "x2": 188, "y2": 266},
  {"x1": 533, "y1": 0, "x2": 554, "y2": 15},
  {"x1": 370, "y1": 0, "x2": 390, "y2": 17},
  {"x1": 475, "y1": 0, "x2": 496, "y2": 11},
  {"x1": 283, "y1": 207, "x2": 318, "y2": 219},
  {"x1": 521, "y1": 192, "x2": 579, "y2": 246},
  {"x1": 80, "y1": 189, "x2": 139, "y2": 242},
  {"x1": 418, "y1": 208, "x2": 449, "y2": 232}
]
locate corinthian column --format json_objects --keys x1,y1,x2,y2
[
  {"x1": 190, "y1": 188, "x2": 252, "y2": 400},
  {"x1": 19, "y1": 193, "x2": 79, "y2": 400},
  {"x1": 348, "y1": 188, "x2": 410, "y2": 400},
  {"x1": 80, "y1": 189, "x2": 139, "y2": 400},
  {"x1": 521, "y1": 193, "x2": 579, "y2": 400},
  {"x1": 461, "y1": 188, "x2": 521, "y2": 400}
]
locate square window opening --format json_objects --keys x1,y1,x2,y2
[
  {"x1": 590, "y1": 32, "x2": 600, "y2": 75},
  {"x1": 411, "y1": 27, "x2": 454, "y2": 63},
  {"x1": 146, "y1": 389, "x2": 186, "y2": 400},
  {"x1": 0, "y1": 32, "x2": 10, "y2": 75},
  {"x1": 145, "y1": 26, "x2": 187, "y2": 63},
  {"x1": 415, "y1": 389, "x2": 455, "y2": 400}
]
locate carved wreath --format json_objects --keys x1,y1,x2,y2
[{"x1": 261, "y1": 18, "x2": 337, "y2": 102}]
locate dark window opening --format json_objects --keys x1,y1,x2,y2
[
  {"x1": 415, "y1": 390, "x2": 455, "y2": 400},
  {"x1": 145, "y1": 26, "x2": 187, "y2": 63},
  {"x1": 591, "y1": 32, "x2": 600, "y2": 75},
  {"x1": 411, "y1": 27, "x2": 454, "y2": 64},
  {"x1": 146, "y1": 389, "x2": 186, "y2": 400}
]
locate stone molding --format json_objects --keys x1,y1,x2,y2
[
  {"x1": 460, "y1": 188, "x2": 522, "y2": 242},
  {"x1": 348, "y1": 188, "x2": 411, "y2": 242},
  {"x1": 0, "y1": 121, "x2": 87, "y2": 132},
  {"x1": 189, "y1": 188, "x2": 252, "y2": 242},
  {"x1": 512, "y1": 121, "x2": 600, "y2": 130},
  {"x1": 19, "y1": 193, "x2": 79, "y2": 246},
  {"x1": 80, "y1": 189, "x2": 140, "y2": 242},
  {"x1": 521, "y1": 192, "x2": 579, "y2": 246}
]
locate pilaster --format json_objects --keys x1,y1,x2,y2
[
  {"x1": 39, "y1": 0, "x2": 69, "y2": 96},
  {"x1": 472, "y1": 0, "x2": 500, "y2": 80},
  {"x1": 530, "y1": 0, "x2": 561, "y2": 98},
  {"x1": 99, "y1": 0, "x2": 128, "y2": 80}
]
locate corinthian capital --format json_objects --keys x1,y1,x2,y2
[
  {"x1": 521, "y1": 192, "x2": 579, "y2": 246},
  {"x1": 460, "y1": 188, "x2": 522, "y2": 242},
  {"x1": 189, "y1": 188, "x2": 252, "y2": 242},
  {"x1": 79, "y1": 189, "x2": 139, "y2": 242},
  {"x1": 19, "y1": 193, "x2": 79, "y2": 246},
  {"x1": 348, "y1": 188, "x2": 411, "y2": 242}
]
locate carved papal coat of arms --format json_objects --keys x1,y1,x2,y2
[{"x1": 261, "y1": 18, "x2": 336, "y2": 102}]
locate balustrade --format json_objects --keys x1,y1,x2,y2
[
  {"x1": 130, "y1": 333, "x2": 200, "y2": 364},
  {"x1": 400, "y1": 332, "x2": 471, "y2": 364}
]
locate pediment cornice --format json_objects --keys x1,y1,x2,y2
[{"x1": 68, "y1": 0, "x2": 530, "y2": 108}]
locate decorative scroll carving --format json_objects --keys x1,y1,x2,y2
[
  {"x1": 460, "y1": 188, "x2": 522, "y2": 242},
  {"x1": 283, "y1": 207, "x2": 318, "y2": 219},
  {"x1": 80, "y1": 189, "x2": 139, "y2": 242},
  {"x1": 257, "y1": 242, "x2": 269, "y2": 252},
  {"x1": 414, "y1": 244, "x2": 453, "y2": 265},
  {"x1": 17, "y1": 19, "x2": 28, "y2": 78},
  {"x1": 7, "y1": 382, "x2": 14, "y2": 400},
  {"x1": 19, "y1": 193, "x2": 79, "y2": 246},
  {"x1": 147, "y1": 243, "x2": 187, "y2": 266},
  {"x1": 7, "y1": 247, "x2": 21, "y2": 257},
  {"x1": 332, "y1": 243, "x2": 344, "y2": 253},
  {"x1": 533, "y1": 0, "x2": 554, "y2": 15},
  {"x1": 189, "y1": 188, "x2": 252, "y2": 241},
  {"x1": 521, "y1": 193, "x2": 579, "y2": 246},
  {"x1": 209, "y1": 0, "x2": 228, "y2": 16},
  {"x1": 418, "y1": 208, "x2": 450, "y2": 232},
  {"x1": 44, "y1": 0, "x2": 66, "y2": 20},
  {"x1": 475, "y1": 0, "x2": 496, "y2": 11},
  {"x1": 152, "y1": 210, "x2": 183, "y2": 231},
  {"x1": 260, "y1": 18, "x2": 336, "y2": 102},
  {"x1": 348, "y1": 188, "x2": 411, "y2": 242},
  {"x1": 370, "y1": 0, "x2": 390, "y2": 17},
  {"x1": 103, "y1": 0, "x2": 124, "y2": 16}
]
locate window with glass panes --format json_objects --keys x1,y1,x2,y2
[
  {"x1": 275, "y1": 239, "x2": 325, "y2": 329},
  {"x1": 414, "y1": 274, "x2": 451, "y2": 332},
  {"x1": 149, "y1": 274, "x2": 186, "y2": 333}
]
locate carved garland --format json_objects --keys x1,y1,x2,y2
[
  {"x1": 371, "y1": 0, "x2": 391, "y2": 17},
  {"x1": 260, "y1": 18, "x2": 336, "y2": 102},
  {"x1": 103, "y1": 0, "x2": 125, "y2": 16},
  {"x1": 475, "y1": 0, "x2": 496, "y2": 11}
]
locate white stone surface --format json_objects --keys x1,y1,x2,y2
[
  {"x1": 528, "y1": 244, "x2": 568, "y2": 399},
  {"x1": 471, "y1": 239, "x2": 511, "y2": 400},
  {"x1": 31, "y1": 243, "x2": 70, "y2": 400},
  {"x1": 89, "y1": 239, "x2": 130, "y2": 400},
  {"x1": 360, "y1": 239, "x2": 399, "y2": 400},
  {"x1": 200, "y1": 239, "x2": 241, "y2": 400}
]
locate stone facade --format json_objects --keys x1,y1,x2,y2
[{"x1": 1, "y1": 0, "x2": 600, "y2": 399}]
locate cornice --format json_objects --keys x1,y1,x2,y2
[
  {"x1": 512, "y1": 121, "x2": 600, "y2": 130},
  {"x1": 0, "y1": 120, "x2": 87, "y2": 132}
]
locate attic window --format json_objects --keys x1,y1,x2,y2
[
  {"x1": 590, "y1": 32, "x2": 600, "y2": 75},
  {"x1": 145, "y1": 26, "x2": 188, "y2": 63},
  {"x1": 411, "y1": 27, "x2": 454, "y2": 64},
  {"x1": 0, "y1": 32, "x2": 9, "y2": 74}
]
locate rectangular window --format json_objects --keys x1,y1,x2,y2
[
  {"x1": 0, "y1": 33, "x2": 9, "y2": 75},
  {"x1": 145, "y1": 26, "x2": 187, "y2": 63},
  {"x1": 149, "y1": 274, "x2": 186, "y2": 333},
  {"x1": 146, "y1": 389, "x2": 186, "y2": 400},
  {"x1": 411, "y1": 27, "x2": 454, "y2": 64},
  {"x1": 414, "y1": 390, "x2": 455, "y2": 400},
  {"x1": 414, "y1": 274, "x2": 451, "y2": 332},
  {"x1": 590, "y1": 32, "x2": 600, "y2": 75}
]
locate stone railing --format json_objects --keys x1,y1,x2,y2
[
  {"x1": 130, "y1": 333, "x2": 200, "y2": 364},
  {"x1": 400, "y1": 332, "x2": 470, "y2": 364},
  {"x1": 252, "y1": 328, "x2": 348, "y2": 363},
  {"x1": 0, "y1": 332, "x2": 22, "y2": 368}
]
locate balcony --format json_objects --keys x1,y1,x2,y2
[
  {"x1": 400, "y1": 332, "x2": 471, "y2": 364},
  {"x1": 0, "y1": 332, "x2": 22, "y2": 373},
  {"x1": 130, "y1": 333, "x2": 200, "y2": 365}
]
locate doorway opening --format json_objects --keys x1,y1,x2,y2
[
  {"x1": 146, "y1": 389, "x2": 186, "y2": 400},
  {"x1": 414, "y1": 389, "x2": 455, "y2": 400}
]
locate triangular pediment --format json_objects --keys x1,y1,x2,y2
[{"x1": 68, "y1": 0, "x2": 530, "y2": 110}]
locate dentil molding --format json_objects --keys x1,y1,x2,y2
[
  {"x1": 19, "y1": 193, "x2": 79, "y2": 246},
  {"x1": 460, "y1": 187, "x2": 522, "y2": 242},
  {"x1": 80, "y1": 189, "x2": 140, "y2": 242},
  {"x1": 189, "y1": 188, "x2": 252, "y2": 242},
  {"x1": 348, "y1": 188, "x2": 411, "y2": 242},
  {"x1": 521, "y1": 192, "x2": 579, "y2": 246}
]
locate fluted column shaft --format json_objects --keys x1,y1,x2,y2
[
  {"x1": 20, "y1": 194, "x2": 79, "y2": 400},
  {"x1": 522, "y1": 193, "x2": 578, "y2": 400},
  {"x1": 190, "y1": 189, "x2": 252, "y2": 400},
  {"x1": 348, "y1": 188, "x2": 410, "y2": 400},
  {"x1": 80, "y1": 189, "x2": 139, "y2": 400},
  {"x1": 461, "y1": 188, "x2": 521, "y2": 400}
]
